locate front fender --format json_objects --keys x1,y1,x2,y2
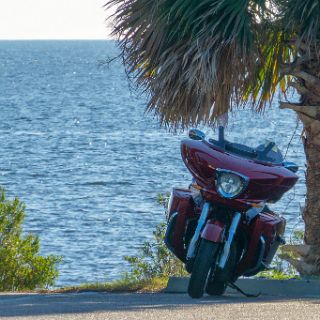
[{"x1": 201, "y1": 220, "x2": 225, "y2": 243}]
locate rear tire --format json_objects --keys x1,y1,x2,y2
[
  {"x1": 187, "y1": 239, "x2": 220, "y2": 299},
  {"x1": 205, "y1": 280, "x2": 227, "y2": 296}
]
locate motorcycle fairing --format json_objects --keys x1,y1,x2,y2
[{"x1": 181, "y1": 139, "x2": 298, "y2": 204}]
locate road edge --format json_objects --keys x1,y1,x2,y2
[{"x1": 165, "y1": 277, "x2": 320, "y2": 297}]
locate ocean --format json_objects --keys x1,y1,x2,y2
[{"x1": 0, "y1": 40, "x2": 305, "y2": 286}]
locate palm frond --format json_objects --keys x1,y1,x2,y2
[
  {"x1": 280, "y1": 0, "x2": 320, "y2": 50},
  {"x1": 247, "y1": 27, "x2": 295, "y2": 109},
  {"x1": 106, "y1": 0, "x2": 297, "y2": 128}
]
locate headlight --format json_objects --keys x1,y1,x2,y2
[{"x1": 215, "y1": 169, "x2": 249, "y2": 199}]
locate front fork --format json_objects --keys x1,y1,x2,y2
[
  {"x1": 217, "y1": 212, "x2": 241, "y2": 269},
  {"x1": 186, "y1": 202, "x2": 211, "y2": 260},
  {"x1": 186, "y1": 201, "x2": 241, "y2": 269}
]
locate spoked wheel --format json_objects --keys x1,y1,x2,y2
[
  {"x1": 205, "y1": 240, "x2": 240, "y2": 296},
  {"x1": 187, "y1": 239, "x2": 220, "y2": 299}
]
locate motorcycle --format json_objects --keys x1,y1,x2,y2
[{"x1": 165, "y1": 127, "x2": 299, "y2": 298}]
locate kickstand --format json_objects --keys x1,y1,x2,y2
[{"x1": 228, "y1": 282, "x2": 261, "y2": 298}]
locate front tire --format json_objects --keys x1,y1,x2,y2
[
  {"x1": 205, "y1": 240, "x2": 240, "y2": 296},
  {"x1": 187, "y1": 239, "x2": 220, "y2": 298}
]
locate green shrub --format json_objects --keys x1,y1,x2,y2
[
  {"x1": 124, "y1": 222, "x2": 188, "y2": 281},
  {"x1": 0, "y1": 188, "x2": 62, "y2": 291},
  {"x1": 123, "y1": 193, "x2": 188, "y2": 281}
]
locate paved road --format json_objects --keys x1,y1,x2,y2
[{"x1": 0, "y1": 292, "x2": 319, "y2": 320}]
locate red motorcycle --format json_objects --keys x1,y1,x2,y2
[{"x1": 165, "y1": 127, "x2": 298, "y2": 298}]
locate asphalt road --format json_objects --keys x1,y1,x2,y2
[{"x1": 0, "y1": 292, "x2": 319, "y2": 320}]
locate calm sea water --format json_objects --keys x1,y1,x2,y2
[{"x1": 0, "y1": 41, "x2": 306, "y2": 286}]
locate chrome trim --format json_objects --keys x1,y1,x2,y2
[
  {"x1": 215, "y1": 169, "x2": 249, "y2": 199},
  {"x1": 218, "y1": 212, "x2": 241, "y2": 269},
  {"x1": 189, "y1": 184, "x2": 202, "y2": 206},
  {"x1": 166, "y1": 191, "x2": 174, "y2": 220},
  {"x1": 186, "y1": 202, "x2": 211, "y2": 259},
  {"x1": 245, "y1": 204, "x2": 265, "y2": 223}
]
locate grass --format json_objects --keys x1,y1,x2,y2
[
  {"x1": 257, "y1": 270, "x2": 300, "y2": 280},
  {"x1": 46, "y1": 277, "x2": 169, "y2": 294}
]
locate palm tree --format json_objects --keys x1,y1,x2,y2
[{"x1": 106, "y1": 0, "x2": 320, "y2": 275}]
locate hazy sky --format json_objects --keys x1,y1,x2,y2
[{"x1": 0, "y1": 0, "x2": 114, "y2": 40}]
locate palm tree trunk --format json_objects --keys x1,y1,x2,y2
[
  {"x1": 280, "y1": 58, "x2": 320, "y2": 275},
  {"x1": 296, "y1": 61, "x2": 320, "y2": 251},
  {"x1": 303, "y1": 122, "x2": 320, "y2": 247}
]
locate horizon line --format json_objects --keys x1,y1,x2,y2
[
  {"x1": 0, "y1": 37, "x2": 117, "y2": 41},
  {"x1": 0, "y1": 38, "x2": 115, "y2": 41}
]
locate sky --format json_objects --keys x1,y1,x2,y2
[{"x1": 0, "y1": 0, "x2": 114, "y2": 40}]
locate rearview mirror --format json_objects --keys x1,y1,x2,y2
[{"x1": 189, "y1": 129, "x2": 205, "y2": 141}]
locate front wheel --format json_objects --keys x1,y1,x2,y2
[
  {"x1": 205, "y1": 239, "x2": 241, "y2": 296},
  {"x1": 187, "y1": 239, "x2": 220, "y2": 298}
]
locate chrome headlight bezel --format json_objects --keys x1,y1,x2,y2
[{"x1": 215, "y1": 169, "x2": 249, "y2": 199}]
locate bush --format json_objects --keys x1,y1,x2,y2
[
  {"x1": 0, "y1": 188, "x2": 62, "y2": 291},
  {"x1": 124, "y1": 222, "x2": 188, "y2": 281},
  {"x1": 123, "y1": 193, "x2": 188, "y2": 281}
]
